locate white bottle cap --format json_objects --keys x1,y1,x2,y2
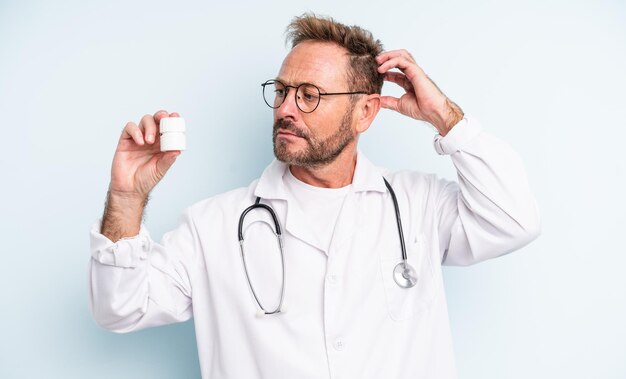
[
  {"x1": 160, "y1": 117, "x2": 186, "y2": 132},
  {"x1": 159, "y1": 117, "x2": 186, "y2": 152}
]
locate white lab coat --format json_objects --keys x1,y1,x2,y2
[{"x1": 88, "y1": 116, "x2": 541, "y2": 379}]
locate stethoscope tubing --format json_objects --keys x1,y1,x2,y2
[
  {"x1": 237, "y1": 176, "x2": 417, "y2": 316},
  {"x1": 238, "y1": 198, "x2": 286, "y2": 315},
  {"x1": 383, "y1": 178, "x2": 408, "y2": 263}
]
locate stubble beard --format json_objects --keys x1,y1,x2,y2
[{"x1": 272, "y1": 108, "x2": 356, "y2": 169}]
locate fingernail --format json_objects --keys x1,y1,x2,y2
[{"x1": 146, "y1": 134, "x2": 154, "y2": 143}]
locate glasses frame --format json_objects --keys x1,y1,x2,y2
[{"x1": 261, "y1": 79, "x2": 369, "y2": 113}]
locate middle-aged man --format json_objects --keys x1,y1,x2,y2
[{"x1": 89, "y1": 13, "x2": 541, "y2": 379}]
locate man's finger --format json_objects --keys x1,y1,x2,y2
[
  {"x1": 380, "y1": 96, "x2": 400, "y2": 112},
  {"x1": 376, "y1": 49, "x2": 413, "y2": 64},
  {"x1": 153, "y1": 110, "x2": 169, "y2": 121},
  {"x1": 156, "y1": 151, "x2": 181, "y2": 177},
  {"x1": 121, "y1": 121, "x2": 144, "y2": 146},
  {"x1": 376, "y1": 50, "x2": 400, "y2": 64},
  {"x1": 377, "y1": 56, "x2": 419, "y2": 79},
  {"x1": 153, "y1": 109, "x2": 170, "y2": 135},
  {"x1": 139, "y1": 114, "x2": 158, "y2": 144},
  {"x1": 384, "y1": 72, "x2": 414, "y2": 93}
]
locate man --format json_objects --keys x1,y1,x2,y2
[{"x1": 89, "y1": 13, "x2": 540, "y2": 379}]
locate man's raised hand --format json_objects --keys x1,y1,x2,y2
[
  {"x1": 109, "y1": 110, "x2": 182, "y2": 200},
  {"x1": 376, "y1": 49, "x2": 463, "y2": 136}
]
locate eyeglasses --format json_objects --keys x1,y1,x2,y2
[{"x1": 261, "y1": 79, "x2": 369, "y2": 113}]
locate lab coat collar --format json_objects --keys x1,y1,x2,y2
[
  {"x1": 254, "y1": 150, "x2": 387, "y2": 200},
  {"x1": 351, "y1": 152, "x2": 388, "y2": 193}
]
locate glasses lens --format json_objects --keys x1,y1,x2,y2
[
  {"x1": 296, "y1": 84, "x2": 320, "y2": 113},
  {"x1": 262, "y1": 80, "x2": 285, "y2": 109}
]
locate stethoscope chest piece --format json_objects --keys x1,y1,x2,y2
[{"x1": 393, "y1": 261, "x2": 418, "y2": 288}]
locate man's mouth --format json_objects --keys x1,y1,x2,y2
[
  {"x1": 274, "y1": 119, "x2": 309, "y2": 141},
  {"x1": 277, "y1": 129, "x2": 298, "y2": 136},
  {"x1": 276, "y1": 128, "x2": 306, "y2": 140}
]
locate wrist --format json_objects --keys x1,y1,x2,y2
[
  {"x1": 101, "y1": 189, "x2": 147, "y2": 242},
  {"x1": 430, "y1": 98, "x2": 464, "y2": 136},
  {"x1": 107, "y1": 188, "x2": 149, "y2": 208}
]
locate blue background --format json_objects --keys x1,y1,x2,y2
[{"x1": 1, "y1": 0, "x2": 625, "y2": 377}]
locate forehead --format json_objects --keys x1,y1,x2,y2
[{"x1": 277, "y1": 41, "x2": 350, "y2": 90}]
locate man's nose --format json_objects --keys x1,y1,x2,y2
[{"x1": 276, "y1": 88, "x2": 299, "y2": 119}]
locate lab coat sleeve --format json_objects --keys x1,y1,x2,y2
[
  {"x1": 88, "y1": 207, "x2": 197, "y2": 333},
  {"x1": 431, "y1": 115, "x2": 541, "y2": 266}
]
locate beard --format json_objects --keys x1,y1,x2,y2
[{"x1": 272, "y1": 107, "x2": 356, "y2": 168}]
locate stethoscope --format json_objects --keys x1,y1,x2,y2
[{"x1": 238, "y1": 177, "x2": 417, "y2": 317}]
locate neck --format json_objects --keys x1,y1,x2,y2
[{"x1": 289, "y1": 145, "x2": 358, "y2": 188}]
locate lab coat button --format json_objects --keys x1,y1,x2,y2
[
  {"x1": 327, "y1": 274, "x2": 338, "y2": 284},
  {"x1": 333, "y1": 339, "x2": 344, "y2": 351}
]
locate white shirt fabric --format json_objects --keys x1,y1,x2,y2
[
  {"x1": 88, "y1": 115, "x2": 541, "y2": 379},
  {"x1": 283, "y1": 167, "x2": 351, "y2": 253}
]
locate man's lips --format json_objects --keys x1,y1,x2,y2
[{"x1": 276, "y1": 129, "x2": 303, "y2": 138}]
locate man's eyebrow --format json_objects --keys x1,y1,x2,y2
[{"x1": 274, "y1": 77, "x2": 328, "y2": 93}]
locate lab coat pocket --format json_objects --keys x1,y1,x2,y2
[{"x1": 379, "y1": 236, "x2": 435, "y2": 321}]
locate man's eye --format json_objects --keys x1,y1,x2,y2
[
  {"x1": 302, "y1": 91, "x2": 318, "y2": 102},
  {"x1": 275, "y1": 89, "x2": 286, "y2": 97}
]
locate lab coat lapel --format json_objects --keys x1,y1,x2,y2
[
  {"x1": 284, "y1": 200, "x2": 326, "y2": 252},
  {"x1": 329, "y1": 152, "x2": 387, "y2": 255},
  {"x1": 327, "y1": 190, "x2": 364, "y2": 256},
  {"x1": 253, "y1": 159, "x2": 325, "y2": 252}
]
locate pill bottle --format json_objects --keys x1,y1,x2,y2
[{"x1": 159, "y1": 117, "x2": 186, "y2": 152}]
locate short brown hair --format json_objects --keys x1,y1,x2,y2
[{"x1": 286, "y1": 13, "x2": 384, "y2": 95}]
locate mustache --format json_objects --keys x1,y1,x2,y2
[{"x1": 273, "y1": 119, "x2": 309, "y2": 140}]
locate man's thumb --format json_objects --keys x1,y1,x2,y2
[
  {"x1": 380, "y1": 96, "x2": 399, "y2": 111},
  {"x1": 157, "y1": 152, "x2": 180, "y2": 175}
]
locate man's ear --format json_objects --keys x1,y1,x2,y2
[{"x1": 355, "y1": 94, "x2": 381, "y2": 133}]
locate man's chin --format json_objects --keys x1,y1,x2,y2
[
  {"x1": 274, "y1": 150, "x2": 300, "y2": 164},
  {"x1": 274, "y1": 139, "x2": 304, "y2": 159},
  {"x1": 274, "y1": 145, "x2": 311, "y2": 165}
]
